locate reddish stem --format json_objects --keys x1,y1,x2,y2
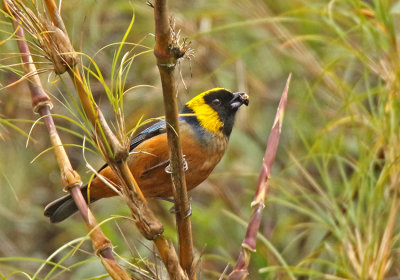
[{"x1": 229, "y1": 74, "x2": 291, "y2": 279}]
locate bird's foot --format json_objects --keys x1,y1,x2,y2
[
  {"x1": 164, "y1": 155, "x2": 188, "y2": 174},
  {"x1": 157, "y1": 196, "x2": 192, "y2": 218},
  {"x1": 169, "y1": 202, "x2": 192, "y2": 218}
]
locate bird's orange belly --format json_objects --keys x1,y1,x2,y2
[{"x1": 89, "y1": 132, "x2": 225, "y2": 199}]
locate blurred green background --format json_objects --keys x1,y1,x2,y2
[{"x1": 1, "y1": 0, "x2": 400, "y2": 279}]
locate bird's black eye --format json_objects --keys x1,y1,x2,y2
[{"x1": 212, "y1": 99, "x2": 221, "y2": 106}]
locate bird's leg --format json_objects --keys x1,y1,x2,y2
[
  {"x1": 157, "y1": 196, "x2": 175, "y2": 203},
  {"x1": 182, "y1": 155, "x2": 188, "y2": 172},
  {"x1": 169, "y1": 197, "x2": 192, "y2": 218},
  {"x1": 165, "y1": 155, "x2": 188, "y2": 174},
  {"x1": 156, "y1": 195, "x2": 192, "y2": 218},
  {"x1": 161, "y1": 155, "x2": 190, "y2": 216},
  {"x1": 142, "y1": 155, "x2": 187, "y2": 178},
  {"x1": 141, "y1": 159, "x2": 170, "y2": 177}
]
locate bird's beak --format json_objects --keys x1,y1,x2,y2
[{"x1": 230, "y1": 92, "x2": 249, "y2": 109}]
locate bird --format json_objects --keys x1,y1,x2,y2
[{"x1": 44, "y1": 88, "x2": 249, "y2": 223}]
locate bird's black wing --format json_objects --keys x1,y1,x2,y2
[
  {"x1": 96, "y1": 120, "x2": 167, "y2": 173},
  {"x1": 129, "y1": 120, "x2": 166, "y2": 151}
]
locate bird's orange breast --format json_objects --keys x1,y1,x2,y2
[{"x1": 87, "y1": 126, "x2": 227, "y2": 200}]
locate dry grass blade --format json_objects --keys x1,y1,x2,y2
[
  {"x1": 228, "y1": 74, "x2": 291, "y2": 280},
  {"x1": 4, "y1": 0, "x2": 78, "y2": 74}
]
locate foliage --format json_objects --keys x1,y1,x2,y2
[{"x1": 1, "y1": 0, "x2": 400, "y2": 279}]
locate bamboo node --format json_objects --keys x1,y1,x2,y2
[
  {"x1": 250, "y1": 200, "x2": 265, "y2": 208},
  {"x1": 95, "y1": 244, "x2": 114, "y2": 257},
  {"x1": 33, "y1": 100, "x2": 53, "y2": 114},
  {"x1": 63, "y1": 182, "x2": 82, "y2": 192},
  {"x1": 242, "y1": 242, "x2": 256, "y2": 253},
  {"x1": 157, "y1": 62, "x2": 176, "y2": 69}
]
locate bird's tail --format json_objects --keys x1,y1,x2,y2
[{"x1": 44, "y1": 185, "x2": 97, "y2": 223}]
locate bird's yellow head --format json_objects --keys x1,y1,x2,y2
[{"x1": 181, "y1": 88, "x2": 249, "y2": 137}]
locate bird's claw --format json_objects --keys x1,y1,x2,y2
[
  {"x1": 182, "y1": 155, "x2": 188, "y2": 171},
  {"x1": 169, "y1": 202, "x2": 192, "y2": 218},
  {"x1": 165, "y1": 155, "x2": 188, "y2": 174},
  {"x1": 157, "y1": 196, "x2": 193, "y2": 218}
]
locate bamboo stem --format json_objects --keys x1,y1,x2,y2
[
  {"x1": 44, "y1": 0, "x2": 67, "y2": 33},
  {"x1": 228, "y1": 74, "x2": 291, "y2": 280},
  {"x1": 6, "y1": 0, "x2": 189, "y2": 278},
  {"x1": 154, "y1": 236, "x2": 189, "y2": 280},
  {"x1": 41, "y1": 1, "x2": 188, "y2": 278},
  {"x1": 153, "y1": 0, "x2": 195, "y2": 278},
  {"x1": 66, "y1": 20, "x2": 188, "y2": 280},
  {"x1": 4, "y1": 3, "x2": 131, "y2": 278}
]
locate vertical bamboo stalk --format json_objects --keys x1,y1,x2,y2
[{"x1": 153, "y1": 0, "x2": 195, "y2": 278}]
